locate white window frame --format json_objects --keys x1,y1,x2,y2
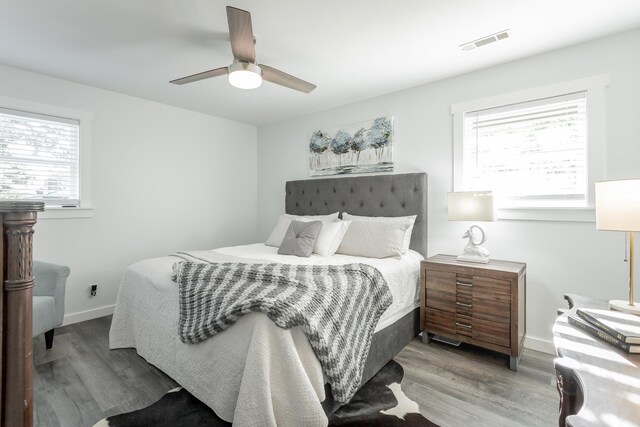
[
  {"x1": 0, "y1": 95, "x2": 94, "y2": 219},
  {"x1": 451, "y1": 75, "x2": 609, "y2": 222}
]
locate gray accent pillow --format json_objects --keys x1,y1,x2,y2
[
  {"x1": 265, "y1": 212, "x2": 340, "y2": 247},
  {"x1": 278, "y1": 220, "x2": 323, "y2": 257}
]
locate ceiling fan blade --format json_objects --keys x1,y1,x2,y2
[
  {"x1": 227, "y1": 6, "x2": 256, "y2": 63},
  {"x1": 259, "y1": 64, "x2": 316, "y2": 93},
  {"x1": 169, "y1": 67, "x2": 228, "y2": 85}
]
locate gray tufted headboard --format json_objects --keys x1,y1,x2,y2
[{"x1": 285, "y1": 173, "x2": 428, "y2": 257}]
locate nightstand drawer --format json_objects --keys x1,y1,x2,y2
[
  {"x1": 426, "y1": 289, "x2": 456, "y2": 312},
  {"x1": 425, "y1": 308, "x2": 456, "y2": 336},
  {"x1": 473, "y1": 276, "x2": 510, "y2": 297},
  {"x1": 425, "y1": 269, "x2": 456, "y2": 312},
  {"x1": 425, "y1": 270, "x2": 456, "y2": 292},
  {"x1": 472, "y1": 296, "x2": 511, "y2": 324},
  {"x1": 472, "y1": 317, "x2": 510, "y2": 348},
  {"x1": 455, "y1": 314, "x2": 473, "y2": 337}
]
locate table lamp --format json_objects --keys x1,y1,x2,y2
[
  {"x1": 448, "y1": 191, "x2": 496, "y2": 263},
  {"x1": 596, "y1": 179, "x2": 640, "y2": 315}
]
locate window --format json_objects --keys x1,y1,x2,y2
[
  {"x1": 452, "y1": 75, "x2": 608, "y2": 221},
  {"x1": 462, "y1": 92, "x2": 587, "y2": 208},
  {"x1": 0, "y1": 95, "x2": 93, "y2": 218},
  {"x1": 0, "y1": 108, "x2": 80, "y2": 206}
]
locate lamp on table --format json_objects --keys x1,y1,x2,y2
[
  {"x1": 596, "y1": 179, "x2": 640, "y2": 315},
  {"x1": 448, "y1": 191, "x2": 496, "y2": 264}
]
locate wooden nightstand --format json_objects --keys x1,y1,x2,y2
[{"x1": 420, "y1": 254, "x2": 527, "y2": 371}]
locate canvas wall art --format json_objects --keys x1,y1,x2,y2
[{"x1": 309, "y1": 116, "x2": 393, "y2": 176}]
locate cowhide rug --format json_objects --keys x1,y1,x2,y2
[{"x1": 94, "y1": 360, "x2": 438, "y2": 427}]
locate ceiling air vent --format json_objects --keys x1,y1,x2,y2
[{"x1": 460, "y1": 29, "x2": 510, "y2": 51}]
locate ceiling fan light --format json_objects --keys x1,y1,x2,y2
[{"x1": 228, "y1": 62, "x2": 262, "y2": 89}]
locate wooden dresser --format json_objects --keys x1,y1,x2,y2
[{"x1": 420, "y1": 254, "x2": 526, "y2": 370}]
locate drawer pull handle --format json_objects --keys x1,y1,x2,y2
[
  {"x1": 456, "y1": 282, "x2": 473, "y2": 287},
  {"x1": 456, "y1": 322, "x2": 472, "y2": 329},
  {"x1": 456, "y1": 302, "x2": 472, "y2": 308}
]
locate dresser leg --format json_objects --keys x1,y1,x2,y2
[
  {"x1": 421, "y1": 332, "x2": 431, "y2": 343},
  {"x1": 509, "y1": 355, "x2": 520, "y2": 371}
]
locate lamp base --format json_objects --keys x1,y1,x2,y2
[
  {"x1": 457, "y1": 254, "x2": 490, "y2": 264},
  {"x1": 609, "y1": 299, "x2": 640, "y2": 316},
  {"x1": 458, "y1": 225, "x2": 490, "y2": 264}
]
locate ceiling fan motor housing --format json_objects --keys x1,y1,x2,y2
[{"x1": 228, "y1": 61, "x2": 263, "y2": 89}]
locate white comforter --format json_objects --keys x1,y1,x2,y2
[{"x1": 109, "y1": 243, "x2": 421, "y2": 427}]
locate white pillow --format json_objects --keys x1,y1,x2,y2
[
  {"x1": 265, "y1": 212, "x2": 340, "y2": 247},
  {"x1": 341, "y1": 213, "x2": 416, "y2": 254},
  {"x1": 337, "y1": 213, "x2": 417, "y2": 258},
  {"x1": 313, "y1": 220, "x2": 351, "y2": 256}
]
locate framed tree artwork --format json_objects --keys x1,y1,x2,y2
[{"x1": 309, "y1": 116, "x2": 393, "y2": 176}]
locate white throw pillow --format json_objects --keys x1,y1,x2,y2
[
  {"x1": 265, "y1": 212, "x2": 340, "y2": 247},
  {"x1": 337, "y1": 213, "x2": 417, "y2": 258},
  {"x1": 313, "y1": 220, "x2": 351, "y2": 256}
]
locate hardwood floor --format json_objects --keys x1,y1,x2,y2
[
  {"x1": 396, "y1": 340, "x2": 558, "y2": 427},
  {"x1": 33, "y1": 316, "x2": 558, "y2": 426}
]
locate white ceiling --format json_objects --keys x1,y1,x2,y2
[{"x1": 1, "y1": 0, "x2": 640, "y2": 126}]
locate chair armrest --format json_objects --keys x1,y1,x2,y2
[
  {"x1": 34, "y1": 261, "x2": 70, "y2": 297},
  {"x1": 34, "y1": 261, "x2": 69, "y2": 327}
]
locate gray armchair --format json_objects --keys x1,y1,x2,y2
[{"x1": 33, "y1": 261, "x2": 69, "y2": 349}]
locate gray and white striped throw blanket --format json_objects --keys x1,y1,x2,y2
[{"x1": 171, "y1": 260, "x2": 392, "y2": 403}]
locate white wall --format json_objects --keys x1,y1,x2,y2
[
  {"x1": 0, "y1": 65, "x2": 258, "y2": 323},
  {"x1": 257, "y1": 28, "x2": 640, "y2": 352}
]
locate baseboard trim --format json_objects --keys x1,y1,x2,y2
[
  {"x1": 524, "y1": 335, "x2": 555, "y2": 355},
  {"x1": 63, "y1": 305, "x2": 115, "y2": 326}
]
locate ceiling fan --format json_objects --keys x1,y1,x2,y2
[{"x1": 170, "y1": 6, "x2": 316, "y2": 93}]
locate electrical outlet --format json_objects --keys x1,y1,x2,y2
[{"x1": 90, "y1": 284, "x2": 98, "y2": 297}]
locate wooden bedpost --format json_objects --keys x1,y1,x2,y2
[{"x1": 0, "y1": 201, "x2": 44, "y2": 427}]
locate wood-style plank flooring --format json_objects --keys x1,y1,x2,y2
[
  {"x1": 396, "y1": 340, "x2": 557, "y2": 426},
  {"x1": 33, "y1": 316, "x2": 558, "y2": 426}
]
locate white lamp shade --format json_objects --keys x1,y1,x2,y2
[
  {"x1": 448, "y1": 191, "x2": 496, "y2": 221},
  {"x1": 596, "y1": 179, "x2": 640, "y2": 232}
]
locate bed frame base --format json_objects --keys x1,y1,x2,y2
[{"x1": 321, "y1": 306, "x2": 420, "y2": 415}]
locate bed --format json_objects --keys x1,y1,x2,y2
[{"x1": 109, "y1": 172, "x2": 428, "y2": 426}]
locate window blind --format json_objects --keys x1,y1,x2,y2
[
  {"x1": 0, "y1": 107, "x2": 80, "y2": 207},
  {"x1": 462, "y1": 91, "x2": 587, "y2": 207}
]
